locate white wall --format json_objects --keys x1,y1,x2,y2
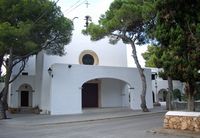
[
  {"x1": 35, "y1": 51, "x2": 52, "y2": 113},
  {"x1": 43, "y1": 37, "x2": 127, "y2": 67},
  {"x1": 152, "y1": 80, "x2": 183, "y2": 92},
  {"x1": 49, "y1": 64, "x2": 153, "y2": 115},
  {"x1": 12, "y1": 55, "x2": 36, "y2": 76},
  {"x1": 100, "y1": 79, "x2": 123, "y2": 107},
  {"x1": 35, "y1": 52, "x2": 45, "y2": 110},
  {"x1": 122, "y1": 84, "x2": 130, "y2": 107}
]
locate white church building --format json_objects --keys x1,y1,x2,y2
[
  {"x1": 9, "y1": 29, "x2": 156, "y2": 115},
  {"x1": 8, "y1": 37, "x2": 153, "y2": 115},
  {"x1": 7, "y1": 25, "x2": 154, "y2": 115},
  {"x1": 6, "y1": 1, "x2": 155, "y2": 115}
]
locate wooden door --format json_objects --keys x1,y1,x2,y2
[
  {"x1": 82, "y1": 83, "x2": 98, "y2": 108},
  {"x1": 21, "y1": 91, "x2": 29, "y2": 107}
]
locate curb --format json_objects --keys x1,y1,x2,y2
[
  {"x1": 152, "y1": 128, "x2": 200, "y2": 138},
  {"x1": 35, "y1": 111, "x2": 166, "y2": 126}
]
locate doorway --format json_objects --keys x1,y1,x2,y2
[
  {"x1": 21, "y1": 91, "x2": 29, "y2": 107},
  {"x1": 82, "y1": 83, "x2": 98, "y2": 108}
]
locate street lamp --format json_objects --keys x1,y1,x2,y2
[{"x1": 155, "y1": 73, "x2": 158, "y2": 103}]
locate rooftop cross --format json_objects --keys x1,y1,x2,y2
[{"x1": 85, "y1": 0, "x2": 90, "y2": 8}]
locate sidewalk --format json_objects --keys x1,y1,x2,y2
[{"x1": 1, "y1": 106, "x2": 166, "y2": 126}]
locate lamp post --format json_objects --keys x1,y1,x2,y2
[{"x1": 155, "y1": 73, "x2": 159, "y2": 103}]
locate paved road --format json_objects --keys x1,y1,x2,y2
[{"x1": 0, "y1": 113, "x2": 189, "y2": 138}]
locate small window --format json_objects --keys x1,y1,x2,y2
[
  {"x1": 79, "y1": 50, "x2": 99, "y2": 65},
  {"x1": 22, "y1": 72, "x2": 28, "y2": 75},
  {"x1": 82, "y1": 54, "x2": 94, "y2": 65},
  {"x1": 151, "y1": 74, "x2": 155, "y2": 80}
]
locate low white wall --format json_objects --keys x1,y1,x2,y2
[{"x1": 164, "y1": 111, "x2": 200, "y2": 131}]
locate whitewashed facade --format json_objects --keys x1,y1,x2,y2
[{"x1": 8, "y1": 28, "x2": 153, "y2": 115}]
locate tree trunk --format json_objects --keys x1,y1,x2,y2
[
  {"x1": 167, "y1": 76, "x2": 173, "y2": 110},
  {"x1": 185, "y1": 82, "x2": 195, "y2": 111},
  {"x1": 0, "y1": 100, "x2": 6, "y2": 119},
  {"x1": 187, "y1": 92, "x2": 195, "y2": 111},
  {"x1": 0, "y1": 55, "x2": 4, "y2": 76},
  {"x1": 130, "y1": 43, "x2": 149, "y2": 112},
  {"x1": 0, "y1": 48, "x2": 13, "y2": 120}
]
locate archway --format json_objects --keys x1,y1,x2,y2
[
  {"x1": 158, "y1": 89, "x2": 167, "y2": 102},
  {"x1": 81, "y1": 78, "x2": 131, "y2": 109},
  {"x1": 18, "y1": 83, "x2": 33, "y2": 107}
]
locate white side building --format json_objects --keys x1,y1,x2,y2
[{"x1": 151, "y1": 68, "x2": 184, "y2": 104}]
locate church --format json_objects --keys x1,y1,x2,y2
[
  {"x1": 8, "y1": 30, "x2": 154, "y2": 115},
  {"x1": 7, "y1": 2, "x2": 153, "y2": 115},
  {"x1": 8, "y1": 34, "x2": 153, "y2": 115}
]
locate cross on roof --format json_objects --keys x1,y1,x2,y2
[{"x1": 85, "y1": 0, "x2": 90, "y2": 8}]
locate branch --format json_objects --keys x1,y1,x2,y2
[
  {"x1": 9, "y1": 59, "x2": 27, "y2": 84},
  {"x1": 187, "y1": 22, "x2": 199, "y2": 44},
  {"x1": 7, "y1": 35, "x2": 59, "y2": 84},
  {"x1": 13, "y1": 35, "x2": 59, "y2": 61},
  {"x1": 111, "y1": 33, "x2": 135, "y2": 43},
  {"x1": 12, "y1": 57, "x2": 28, "y2": 67},
  {"x1": 0, "y1": 88, "x2": 4, "y2": 99}
]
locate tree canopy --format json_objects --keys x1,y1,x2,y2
[
  {"x1": 0, "y1": 0, "x2": 73, "y2": 119},
  {"x1": 154, "y1": 0, "x2": 200, "y2": 80},
  {"x1": 146, "y1": 0, "x2": 200, "y2": 111},
  {"x1": 0, "y1": 0, "x2": 73, "y2": 57}
]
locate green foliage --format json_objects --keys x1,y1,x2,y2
[
  {"x1": 151, "y1": 0, "x2": 200, "y2": 82},
  {"x1": 142, "y1": 45, "x2": 160, "y2": 67},
  {"x1": 0, "y1": 75, "x2": 5, "y2": 82},
  {"x1": 195, "y1": 83, "x2": 200, "y2": 100},
  {"x1": 0, "y1": 22, "x2": 34, "y2": 55},
  {"x1": 151, "y1": 0, "x2": 200, "y2": 110},
  {"x1": 83, "y1": 23, "x2": 107, "y2": 41},
  {"x1": 173, "y1": 89, "x2": 182, "y2": 101},
  {"x1": 84, "y1": 0, "x2": 155, "y2": 45},
  {"x1": 0, "y1": 0, "x2": 73, "y2": 57}
]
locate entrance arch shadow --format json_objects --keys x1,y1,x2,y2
[
  {"x1": 81, "y1": 78, "x2": 132, "y2": 110},
  {"x1": 158, "y1": 89, "x2": 168, "y2": 102}
]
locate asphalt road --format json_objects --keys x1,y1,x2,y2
[{"x1": 0, "y1": 113, "x2": 189, "y2": 138}]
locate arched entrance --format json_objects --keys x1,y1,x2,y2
[
  {"x1": 81, "y1": 78, "x2": 131, "y2": 109},
  {"x1": 18, "y1": 83, "x2": 33, "y2": 107},
  {"x1": 158, "y1": 89, "x2": 167, "y2": 102}
]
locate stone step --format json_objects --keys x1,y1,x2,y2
[{"x1": 19, "y1": 107, "x2": 33, "y2": 113}]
